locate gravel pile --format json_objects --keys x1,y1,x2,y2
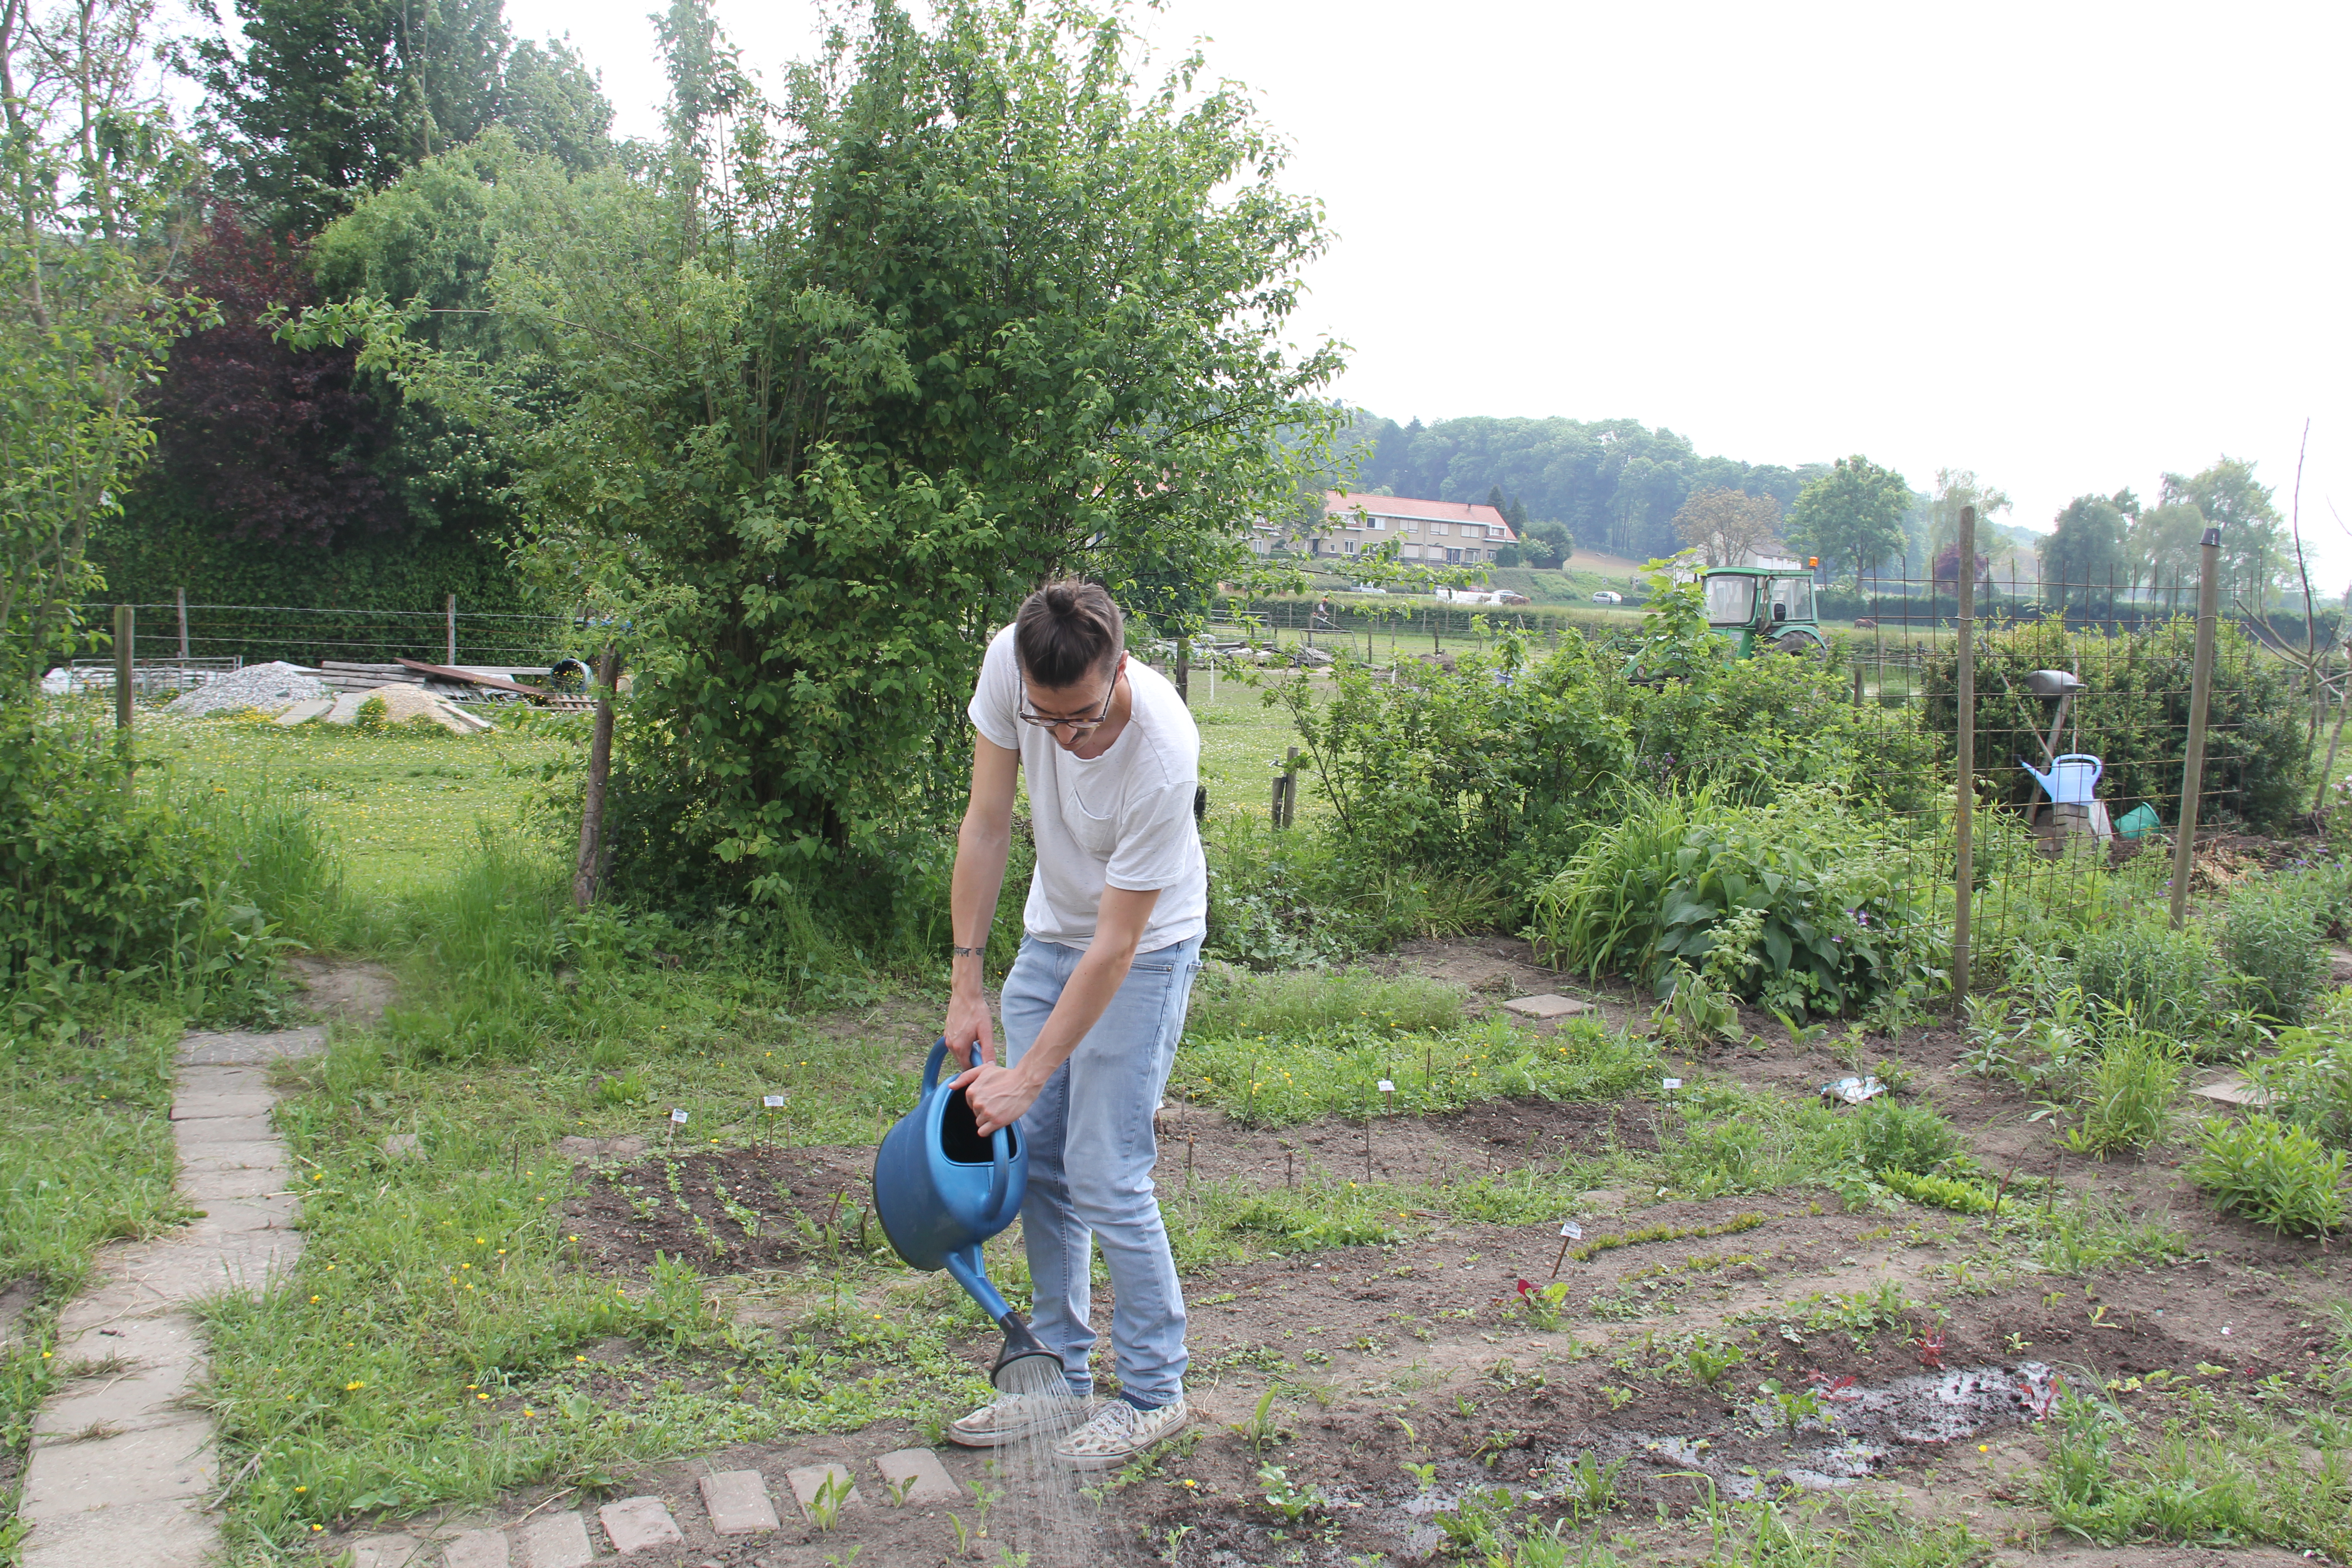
[{"x1": 165, "y1": 661, "x2": 328, "y2": 717}]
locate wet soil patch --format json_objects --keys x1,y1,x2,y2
[{"x1": 566, "y1": 1143, "x2": 879, "y2": 1274}]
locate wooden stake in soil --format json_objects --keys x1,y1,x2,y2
[
  {"x1": 176, "y1": 586, "x2": 189, "y2": 661},
  {"x1": 1186, "y1": 1137, "x2": 1195, "y2": 1191},
  {"x1": 445, "y1": 593, "x2": 457, "y2": 665},
  {"x1": 113, "y1": 603, "x2": 134, "y2": 738},
  {"x1": 1549, "y1": 1219, "x2": 1583, "y2": 1280},
  {"x1": 1951, "y1": 505, "x2": 1977, "y2": 1015},
  {"x1": 2170, "y1": 528, "x2": 2222, "y2": 929}
]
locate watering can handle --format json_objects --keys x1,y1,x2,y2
[{"x1": 925, "y1": 1037, "x2": 1014, "y2": 1219}]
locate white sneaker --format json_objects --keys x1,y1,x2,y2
[
  {"x1": 1050, "y1": 1395, "x2": 1189, "y2": 1470},
  {"x1": 946, "y1": 1391, "x2": 1093, "y2": 1448}
]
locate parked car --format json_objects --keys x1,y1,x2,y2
[{"x1": 1591, "y1": 590, "x2": 1624, "y2": 605}]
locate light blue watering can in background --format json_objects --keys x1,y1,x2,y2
[
  {"x1": 872, "y1": 1039, "x2": 1063, "y2": 1393},
  {"x1": 2020, "y1": 753, "x2": 2103, "y2": 806}
]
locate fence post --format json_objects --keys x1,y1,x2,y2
[
  {"x1": 1951, "y1": 505, "x2": 1976, "y2": 1013},
  {"x1": 1175, "y1": 633, "x2": 1190, "y2": 704},
  {"x1": 2169, "y1": 527, "x2": 2222, "y2": 929},
  {"x1": 176, "y1": 587, "x2": 189, "y2": 662},
  {"x1": 446, "y1": 593, "x2": 458, "y2": 666},
  {"x1": 573, "y1": 644, "x2": 621, "y2": 909},
  {"x1": 113, "y1": 604, "x2": 134, "y2": 734}
]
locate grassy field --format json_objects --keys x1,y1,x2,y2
[{"x1": 10, "y1": 685, "x2": 2352, "y2": 1567}]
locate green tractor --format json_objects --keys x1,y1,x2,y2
[{"x1": 1701, "y1": 564, "x2": 1828, "y2": 657}]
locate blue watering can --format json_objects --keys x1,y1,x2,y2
[
  {"x1": 873, "y1": 1039, "x2": 1062, "y2": 1393},
  {"x1": 2020, "y1": 753, "x2": 2102, "y2": 806}
]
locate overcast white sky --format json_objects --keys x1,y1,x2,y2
[{"x1": 499, "y1": 0, "x2": 2352, "y2": 573}]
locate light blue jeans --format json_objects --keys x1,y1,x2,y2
[{"x1": 1001, "y1": 932, "x2": 1201, "y2": 1407}]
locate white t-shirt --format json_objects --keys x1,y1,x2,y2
[{"x1": 968, "y1": 625, "x2": 1208, "y2": 952}]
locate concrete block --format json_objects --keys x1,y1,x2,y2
[
  {"x1": 56, "y1": 1309, "x2": 201, "y2": 1368},
  {"x1": 1500, "y1": 993, "x2": 1593, "y2": 1019},
  {"x1": 342, "y1": 1534, "x2": 429, "y2": 1568},
  {"x1": 19, "y1": 1495, "x2": 215, "y2": 1568},
  {"x1": 439, "y1": 1527, "x2": 510, "y2": 1568},
  {"x1": 17, "y1": 1416, "x2": 215, "y2": 1519},
  {"x1": 874, "y1": 1447, "x2": 961, "y2": 1504},
  {"x1": 172, "y1": 1113, "x2": 276, "y2": 1145},
  {"x1": 106, "y1": 1230, "x2": 301, "y2": 1306},
  {"x1": 183, "y1": 1194, "x2": 300, "y2": 1236},
  {"x1": 2192, "y1": 1077, "x2": 2272, "y2": 1107},
  {"x1": 174, "y1": 1140, "x2": 289, "y2": 1172},
  {"x1": 274, "y1": 699, "x2": 333, "y2": 726},
  {"x1": 174, "y1": 1066, "x2": 271, "y2": 1097},
  {"x1": 515, "y1": 1512, "x2": 594, "y2": 1568},
  {"x1": 169, "y1": 1092, "x2": 276, "y2": 1120},
  {"x1": 31, "y1": 1357, "x2": 191, "y2": 1443},
  {"x1": 383, "y1": 1132, "x2": 425, "y2": 1161},
  {"x1": 698, "y1": 1469, "x2": 780, "y2": 1534},
  {"x1": 175, "y1": 1026, "x2": 327, "y2": 1065},
  {"x1": 597, "y1": 1496, "x2": 683, "y2": 1553},
  {"x1": 785, "y1": 1462, "x2": 862, "y2": 1516},
  {"x1": 178, "y1": 1167, "x2": 293, "y2": 1201}
]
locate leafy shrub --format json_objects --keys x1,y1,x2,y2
[
  {"x1": 2058, "y1": 1028, "x2": 2185, "y2": 1158},
  {"x1": 352, "y1": 693, "x2": 390, "y2": 733},
  {"x1": 2222, "y1": 876, "x2": 2329, "y2": 1024},
  {"x1": 2187, "y1": 1116, "x2": 2347, "y2": 1236},
  {"x1": 2069, "y1": 920, "x2": 2222, "y2": 1032},
  {"x1": 1530, "y1": 784, "x2": 1928, "y2": 1016},
  {"x1": 1851, "y1": 1098, "x2": 1960, "y2": 1175},
  {"x1": 2249, "y1": 1013, "x2": 2352, "y2": 1149},
  {"x1": 1201, "y1": 815, "x2": 1505, "y2": 970},
  {"x1": 1920, "y1": 613, "x2": 2312, "y2": 833}
]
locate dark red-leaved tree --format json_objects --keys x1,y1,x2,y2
[
  {"x1": 1931, "y1": 543, "x2": 1989, "y2": 588},
  {"x1": 148, "y1": 210, "x2": 403, "y2": 547}
]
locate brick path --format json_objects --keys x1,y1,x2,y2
[{"x1": 16, "y1": 1026, "x2": 319, "y2": 1568}]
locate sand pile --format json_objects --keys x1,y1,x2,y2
[
  {"x1": 165, "y1": 661, "x2": 327, "y2": 716},
  {"x1": 317, "y1": 683, "x2": 492, "y2": 735}
]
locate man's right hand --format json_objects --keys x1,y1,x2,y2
[{"x1": 943, "y1": 987, "x2": 996, "y2": 1071}]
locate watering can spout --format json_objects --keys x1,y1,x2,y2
[{"x1": 2019, "y1": 759, "x2": 2058, "y2": 798}]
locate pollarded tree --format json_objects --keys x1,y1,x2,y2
[
  {"x1": 298, "y1": 0, "x2": 1341, "y2": 918},
  {"x1": 1671, "y1": 486, "x2": 1781, "y2": 568},
  {"x1": 1785, "y1": 454, "x2": 1908, "y2": 592}
]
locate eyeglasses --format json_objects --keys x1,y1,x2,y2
[{"x1": 1018, "y1": 657, "x2": 1124, "y2": 734}]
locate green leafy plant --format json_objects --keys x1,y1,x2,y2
[
  {"x1": 2186, "y1": 1116, "x2": 2347, "y2": 1236},
  {"x1": 1852, "y1": 1098, "x2": 1960, "y2": 1175},
  {"x1": 2069, "y1": 920, "x2": 2224, "y2": 1033},
  {"x1": 1880, "y1": 1167, "x2": 1998, "y2": 1214},
  {"x1": 1255, "y1": 1463, "x2": 1325, "y2": 1523},
  {"x1": 2223, "y1": 877, "x2": 2330, "y2": 1024},
  {"x1": 2057, "y1": 1027, "x2": 2185, "y2": 1158},
  {"x1": 2249, "y1": 1014, "x2": 2352, "y2": 1148}
]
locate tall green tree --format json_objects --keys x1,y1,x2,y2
[
  {"x1": 1, "y1": 0, "x2": 210, "y2": 692},
  {"x1": 1785, "y1": 454, "x2": 1909, "y2": 591},
  {"x1": 193, "y1": 0, "x2": 611, "y2": 236},
  {"x1": 2162, "y1": 456, "x2": 2281, "y2": 601},
  {"x1": 2042, "y1": 492, "x2": 2128, "y2": 605},
  {"x1": 1923, "y1": 468, "x2": 2010, "y2": 568},
  {"x1": 299, "y1": 0, "x2": 1340, "y2": 915}
]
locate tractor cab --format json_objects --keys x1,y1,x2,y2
[{"x1": 1702, "y1": 564, "x2": 1827, "y2": 657}]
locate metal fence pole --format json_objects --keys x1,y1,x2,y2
[
  {"x1": 2169, "y1": 527, "x2": 2223, "y2": 929},
  {"x1": 1951, "y1": 505, "x2": 1976, "y2": 1012},
  {"x1": 446, "y1": 593, "x2": 458, "y2": 665}
]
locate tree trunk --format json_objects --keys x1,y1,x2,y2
[{"x1": 573, "y1": 644, "x2": 620, "y2": 909}]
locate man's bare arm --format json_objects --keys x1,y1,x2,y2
[{"x1": 942, "y1": 739, "x2": 1019, "y2": 1068}]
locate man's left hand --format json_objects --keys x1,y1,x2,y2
[{"x1": 949, "y1": 1061, "x2": 1040, "y2": 1137}]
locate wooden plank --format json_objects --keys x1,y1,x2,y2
[{"x1": 396, "y1": 657, "x2": 553, "y2": 700}]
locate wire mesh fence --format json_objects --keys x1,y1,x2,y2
[{"x1": 56, "y1": 598, "x2": 581, "y2": 674}]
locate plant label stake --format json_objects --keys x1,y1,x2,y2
[
  {"x1": 760, "y1": 1094, "x2": 785, "y2": 1152},
  {"x1": 1378, "y1": 1078, "x2": 1396, "y2": 1115},
  {"x1": 668, "y1": 1107, "x2": 687, "y2": 1148},
  {"x1": 1550, "y1": 1220, "x2": 1584, "y2": 1280},
  {"x1": 1186, "y1": 1136, "x2": 1196, "y2": 1190}
]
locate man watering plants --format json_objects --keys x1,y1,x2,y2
[{"x1": 940, "y1": 578, "x2": 1206, "y2": 1470}]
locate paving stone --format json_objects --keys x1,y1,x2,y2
[
  {"x1": 698, "y1": 1469, "x2": 780, "y2": 1534},
  {"x1": 183, "y1": 1194, "x2": 300, "y2": 1236},
  {"x1": 439, "y1": 1526, "x2": 510, "y2": 1567},
  {"x1": 785, "y1": 1462, "x2": 862, "y2": 1517},
  {"x1": 169, "y1": 1092, "x2": 276, "y2": 1120},
  {"x1": 103, "y1": 1229, "x2": 303, "y2": 1306},
  {"x1": 274, "y1": 698, "x2": 334, "y2": 726},
  {"x1": 19, "y1": 1494, "x2": 215, "y2": 1568},
  {"x1": 172, "y1": 1112, "x2": 276, "y2": 1145},
  {"x1": 383, "y1": 1132, "x2": 425, "y2": 1161},
  {"x1": 340, "y1": 1533, "x2": 429, "y2": 1568},
  {"x1": 17, "y1": 1415, "x2": 215, "y2": 1519},
  {"x1": 175, "y1": 1025, "x2": 327, "y2": 1065},
  {"x1": 2192, "y1": 1077, "x2": 2272, "y2": 1107},
  {"x1": 597, "y1": 1496, "x2": 683, "y2": 1553},
  {"x1": 515, "y1": 1512, "x2": 594, "y2": 1568},
  {"x1": 174, "y1": 1066, "x2": 271, "y2": 1096},
  {"x1": 179, "y1": 1166, "x2": 294, "y2": 1201},
  {"x1": 30, "y1": 1356, "x2": 191, "y2": 1443},
  {"x1": 175, "y1": 1140, "x2": 291, "y2": 1172},
  {"x1": 56, "y1": 1308, "x2": 201, "y2": 1367},
  {"x1": 874, "y1": 1447, "x2": 961, "y2": 1503},
  {"x1": 1499, "y1": 993, "x2": 1592, "y2": 1019}
]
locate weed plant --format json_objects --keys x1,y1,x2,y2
[
  {"x1": 2056, "y1": 1027, "x2": 2185, "y2": 1158},
  {"x1": 2249, "y1": 1004, "x2": 2352, "y2": 1148},
  {"x1": 2222, "y1": 875, "x2": 2331, "y2": 1024},
  {"x1": 2068, "y1": 919, "x2": 2222, "y2": 1033},
  {"x1": 1184, "y1": 966, "x2": 1464, "y2": 1040},
  {"x1": 2185, "y1": 1115, "x2": 2347, "y2": 1236}
]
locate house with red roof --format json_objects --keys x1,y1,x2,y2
[{"x1": 1315, "y1": 491, "x2": 1518, "y2": 566}]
